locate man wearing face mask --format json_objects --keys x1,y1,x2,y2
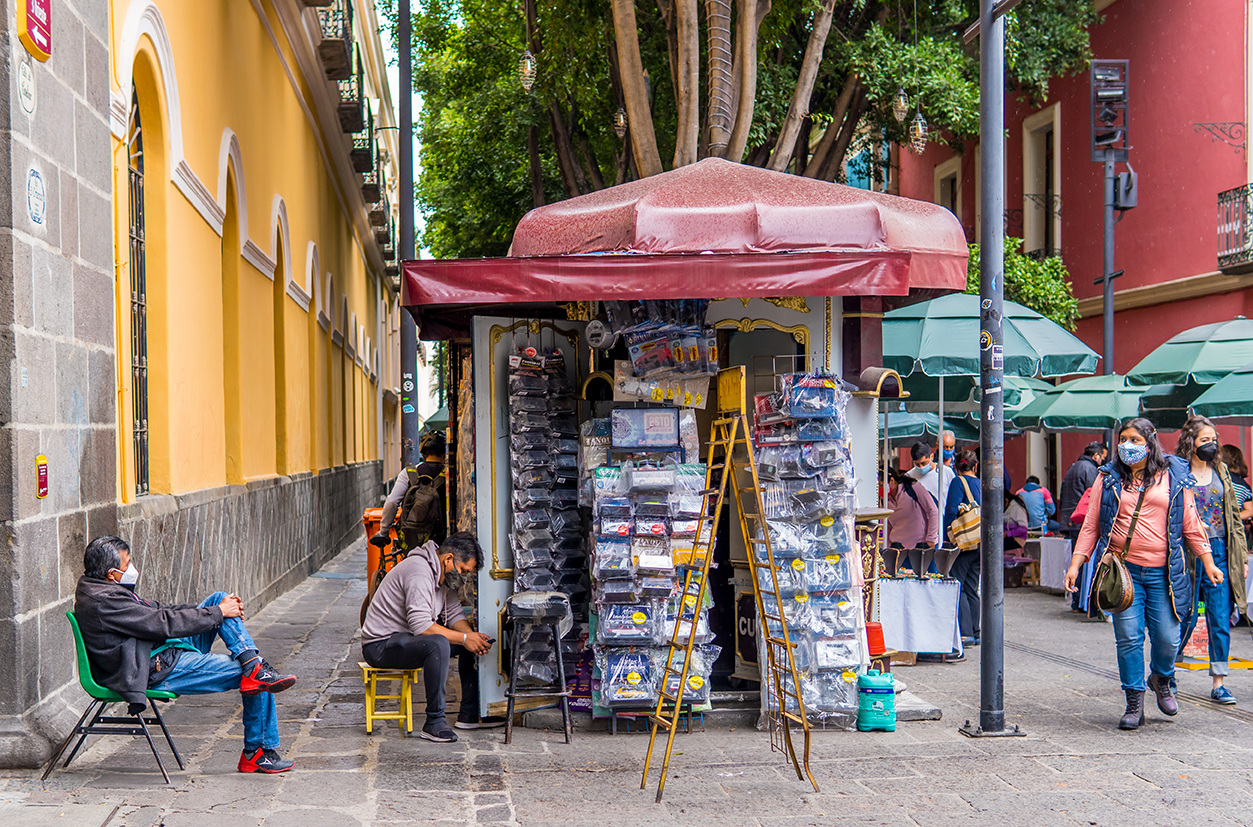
[
  {"x1": 360, "y1": 531, "x2": 503, "y2": 741},
  {"x1": 907, "y1": 440, "x2": 953, "y2": 509},
  {"x1": 74, "y1": 536, "x2": 297, "y2": 773}
]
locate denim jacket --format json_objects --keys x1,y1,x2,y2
[{"x1": 1092, "y1": 455, "x2": 1195, "y2": 622}]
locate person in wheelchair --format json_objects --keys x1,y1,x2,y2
[{"x1": 74, "y1": 536, "x2": 298, "y2": 773}]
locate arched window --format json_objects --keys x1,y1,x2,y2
[{"x1": 127, "y1": 89, "x2": 149, "y2": 496}]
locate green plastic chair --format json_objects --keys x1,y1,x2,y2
[{"x1": 42, "y1": 611, "x2": 184, "y2": 783}]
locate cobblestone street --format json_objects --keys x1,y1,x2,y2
[{"x1": 6, "y1": 540, "x2": 1253, "y2": 827}]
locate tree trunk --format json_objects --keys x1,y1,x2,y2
[
  {"x1": 655, "y1": 0, "x2": 680, "y2": 104},
  {"x1": 528, "y1": 125, "x2": 545, "y2": 206},
  {"x1": 767, "y1": 0, "x2": 836, "y2": 172},
  {"x1": 548, "y1": 103, "x2": 586, "y2": 196},
  {"x1": 673, "y1": 0, "x2": 700, "y2": 166},
  {"x1": 704, "y1": 0, "x2": 733, "y2": 154},
  {"x1": 816, "y1": 86, "x2": 867, "y2": 182},
  {"x1": 574, "y1": 119, "x2": 607, "y2": 190},
  {"x1": 791, "y1": 115, "x2": 811, "y2": 174},
  {"x1": 611, "y1": 0, "x2": 664, "y2": 177},
  {"x1": 803, "y1": 74, "x2": 857, "y2": 178},
  {"x1": 724, "y1": 0, "x2": 771, "y2": 162}
]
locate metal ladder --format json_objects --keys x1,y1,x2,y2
[{"x1": 640, "y1": 368, "x2": 819, "y2": 802}]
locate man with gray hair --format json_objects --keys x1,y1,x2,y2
[{"x1": 74, "y1": 536, "x2": 297, "y2": 773}]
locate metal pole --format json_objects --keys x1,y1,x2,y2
[
  {"x1": 399, "y1": 0, "x2": 419, "y2": 467},
  {"x1": 969, "y1": 0, "x2": 1013, "y2": 738},
  {"x1": 1102, "y1": 148, "x2": 1116, "y2": 448}
]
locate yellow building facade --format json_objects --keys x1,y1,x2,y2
[{"x1": 110, "y1": 0, "x2": 402, "y2": 501}]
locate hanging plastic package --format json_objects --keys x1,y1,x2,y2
[
  {"x1": 597, "y1": 647, "x2": 659, "y2": 707},
  {"x1": 812, "y1": 635, "x2": 860, "y2": 672},
  {"x1": 597, "y1": 603, "x2": 662, "y2": 645},
  {"x1": 661, "y1": 644, "x2": 722, "y2": 703}
]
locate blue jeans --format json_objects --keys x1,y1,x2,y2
[
  {"x1": 1177, "y1": 536, "x2": 1232, "y2": 676},
  {"x1": 150, "y1": 592, "x2": 279, "y2": 750},
  {"x1": 1112, "y1": 563, "x2": 1181, "y2": 692}
]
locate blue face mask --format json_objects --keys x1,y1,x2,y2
[
  {"x1": 1118, "y1": 441, "x2": 1148, "y2": 466},
  {"x1": 942, "y1": 449, "x2": 955, "y2": 461}
]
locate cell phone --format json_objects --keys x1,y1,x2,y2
[{"x1": 485, "y1": 637, "x2": 496, "y2": 645}]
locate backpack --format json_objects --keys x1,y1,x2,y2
[{"x1": 399, "y1": 466, "x2": 445, "y2": 546}]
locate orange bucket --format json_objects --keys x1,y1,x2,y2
[
  {"x1": 362, "y1": 508, "x2": 399, "y2": 584},
  {"x1": 865, "y1": 621, "x2": 887, "y2": 656}
]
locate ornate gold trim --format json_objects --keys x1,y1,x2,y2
[
  {"x1": 735, "y1": 297, "x2": 811, "y2": 313},
  {"x1": 580, "y1": 371, "x2": 613, "y2": 400},
  {"x1": 488, "y1": 319, "x2": 582, "y2": 579},
  {"x1": 842, "y1": 311, "x2": 885, "y2": 319},
  {"x1": 712, "y1": 318, "x2": 810, "y2": 351},
  {"x1": 560, "y1": 301, "x2": 594, "y2": 321}
]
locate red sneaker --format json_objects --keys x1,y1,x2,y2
[
  {"x1": 238, "y1": 747, "x2": 294, "y2": 773},
  {"x1": 239, "y1": 660, "x2": 296, "y2": 696}
]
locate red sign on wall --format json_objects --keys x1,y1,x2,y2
[
  {"x1": 17, "y1": 0, "x2": 51, "y2": 62},
  {"x1": 36, "y1": 454, "x2": 48, "y2": 499}
]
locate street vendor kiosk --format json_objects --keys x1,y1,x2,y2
[{"x1": 400, "y1": 158, "x2": 967, "y2": 724}]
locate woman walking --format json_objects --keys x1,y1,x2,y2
[
  {"x1": 943, "y1": 450, "x2": 982, "y2": 646},
  {"x1": 1174, "y1": 416, "x2": 1249, "y2": 704},
  {"x1": 1064, "y1": 418, "x2": 1223, "y2": 730}
]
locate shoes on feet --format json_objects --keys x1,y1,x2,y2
[
  {"x1": 1119, "y1": 689, "x2": 1145, "y2": 730},
  {"x1": 961, "y1": 636, "x2": 980, "y2": 647},
  {"x1": 1147, "y1": 673, "x2": 1179, "y2": 716},
  {"x1": 240, "y1": 660, "x2": 297, "y2": 696},
  {"x1": 455, "y1": 716, "x2": 507, "y2": 730},
  {"x1": 238, "y1": 747, "x2": 294, "y2": 773},
  {"x1": 1212, "y1": 685, "x2": 1238, "y2": 705},
  {"x1": 420, "y1": 724, "x2": 459, "y2": 743}
]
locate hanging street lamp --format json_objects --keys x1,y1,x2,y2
[
  {"x1": 909, "y1": 111, "x2": 928, "y2": 153},
  {"x1": 892, "y1": 88, "x2": 909, "y2": 123},
  {"x1": 613, "y1": 107, "x2": 628, "y2": 139},
  {"x1": 519, "y1": 49, "x2": 537, "y2": 92}
]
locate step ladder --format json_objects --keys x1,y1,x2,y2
[{"x1": 640, "y1": 367, "x2": 819, "y2": 802}]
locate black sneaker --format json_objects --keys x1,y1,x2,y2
[
  {"x1": 238, "y1": 747, "x2": 294, "y2": 773},
  {"x1": 240, "y1": 660, "x2": 297, "y2": 696},
  {"x1": 455, "y1": 716, "x2": 507, "y2": 730},
  {"x1": 420, "y1": 724, "x2": 459, "y2": 743}
]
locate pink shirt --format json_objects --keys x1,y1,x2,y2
[
  {"x1": 1073, "y1": 472, "x2": 1212, "y2": 567},
  {"x1": 888, "y1": 482, "x2": 939, "y2": 548}
]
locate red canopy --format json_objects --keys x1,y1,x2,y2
[{"x1": 403, "y1": 157, "x2": 967, "y2": 311}]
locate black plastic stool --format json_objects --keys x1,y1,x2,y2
[{"x1": 504, "y1": 592, "x2": 572, "y2": 745}]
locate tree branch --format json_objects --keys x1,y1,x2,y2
[
  {"x1": 724, "y1": 0, "x2": 771, "y2": 161},
  {"x1": 612, "y1": 0, "x2": 665, "y2": 176},
  {"x1": 673, "y1": 0, "x2": 700, "y2": 166},
  {"x1": 767, "y1": 0, "x2": 836, "y2": 172},
  {"x1": 803, "y1": 74, "x2": 857, "y2": 178}
]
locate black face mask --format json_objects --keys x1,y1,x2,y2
[{"x1": 1197, "y1": 442, "x2": 1220, "y2": 463}]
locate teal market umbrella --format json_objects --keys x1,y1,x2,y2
[
  {"x1": 884, "y1": 293, "x2": 1100, "y2": 379},
  {"x1": 1012, "y1": 374, "x2": 1144, "y2": 432},
  {"x1": 1191, "y1": 361, "x2": 1253, "y2": 425},
  {"x1": 879, "y1": 411, "x2": 980, "y2": 445},
  {"x1": 421, "y1": 405, "x2": 449, "y2": 432},
  {"x1": 902, "y1": 375, "x2": 1054, "y2": 415},
  {"x1": 1138, "y1": 380, "x2": 1208, "y2": 431},
  {"x1": 1126, "y1": 316, "x2": 1253, "y2": 386}
]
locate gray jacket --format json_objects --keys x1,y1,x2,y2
[{"x1": 361, "y1": 541, "x2": 466, "y2": 643}]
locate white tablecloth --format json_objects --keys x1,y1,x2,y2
[
  {"x1": 875, "y1": 578, "x2": 962, "y2": 655},
  {"x1": 1029, "y1": 536, "x2": 1072, "y2": 591}
]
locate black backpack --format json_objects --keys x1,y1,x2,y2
[{"x1": 399, "y1": 466, "x2": 445, "y2": 546}]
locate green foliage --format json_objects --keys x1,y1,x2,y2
[{"x1": 965, "y1": 237, "x2": 1080, "y2": 331}]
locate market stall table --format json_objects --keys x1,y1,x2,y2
[
  {"x1": 874, "y1": 577, "x2": 961, "y2": 656},
  {"x1": 1026, "y1": 536, "x2": 1071, "y2": 592}
]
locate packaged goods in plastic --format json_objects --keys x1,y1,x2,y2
[
  {"x1": 549, "y1": 416, "x2": 579, "y2": 438},
  {"x1": 506, "y1": 591, "x2": 574, "y2": 633},
  {"x1": 597, "y1": 496, "x2": 633, "y2": 519},
  {"x1": 593, "y1": 537, "x2": 635, "y2": 580},
  {"x1": 640, "y1": 576, "x2": 676, "y2": 599},
  {"x1": 551, "y1": 486, "x2": 579, "y2": 508},
  {"x1": 598, "y1": 603, "x2": 662, "y2": 645},
  {"x1": 634, "y1": 517, "x2": 671, "y2": 537},
  {"x1": 597, "y1": 647, "x2": 659, "y2": 707},
  {"x1": 663, "y1": 611, "x2": 714, "y2": 645},
  {"x1": 515, "y1": 468, "x2": 554, "y2": 489},
  {"x1": 512, "y1": 488, "x2": 553, "y2": 510},
  {"x1": 633, "y1": 494, "x2": 672, "y2": 517},
  {"x1": 661, "y1": 644, "x2": 721, "y2": 703},
  {"x1": 802, "y1": 552, "x2": 855, "y2": 597},
  {"x1": 548, "y1": 510, "x2": 582, "y2": 536},
  {"x1": 795, "y1": 418, "x2": 843, "y2": 442},
  {"x1": 810, "y1": 670, "x2": 859, "y2": 713},
  {"x1": 678, "y1": 410, "x2": 701, "y2": 462},
  {"x1": 508, "y1": 374, "x2": 549, "y2": 397},
  {"x1": 547, "y1": 373, "x2": 574, "y2": 396},
  {"x1": 759, "y1": 593, "x2": 813, "y2": 638},
  {"x1": 516, "y1": 567, "x2": 584, "y2": 592},
  {"x1": 670, "y1": 519, "x2": 701, "y2": 538},
  {"x1": 812, "y1": 634, "x2": 861, "y2": 672},
  {"x1": 755, "y1": 557, "x2": 806, "y2": 596},
  {"x1": 597, "y1": 517, "x2": 633, "y2": 537},
  {"x1": 597, "y1": 579, "x2": 642, "y2": 604},
  {"x1": 513, "y1": 546, "x2": 554, "y2": 570},
  {"x1": 513, "y1": 528, "x2": 555, "y2": 551},
  {"x1": 808, "y1": 595, "x2": 859, "y2": 635},
  {"x1": 782, "y1": 373, "x2": 841, "y2": 419},
  {"x1": 671, "y1": 494, "x2": 705, "y2": 519},
  {"x1": 581, "y1": 419, "x2": 611, "y2": 470},
  {"x1": 509, "y1": 395, "x2": 549, "y2": 413},
  {"x1": 625, "y1": 464, "x2": 677, "y2": 493},
  {"x1": 593, "y1": 466, "x2": 624, "y2": 498},
  {"x1": 513, "y1": 508, "x2": 551, "y2": 531},
  {"x1": 611, "y1": 408, "x2": 681, "y2": 450},
  {"x1": 510, "y1": 413, "x2": 550, "y2": 435},
  {"x1": 551, "y1": 438, "x2": 580, "y2": 455},
  {"x1": 512, "y1": 450, "x2": 552, "y2": 471}
]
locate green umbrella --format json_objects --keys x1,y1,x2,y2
[
  {"x1": 1126, "y1": 316, "x2": 1253, "y2": 386},
  {"x1": 879, "y1": 411, "x2": 980, "y2": 444},
  {"x1": 902, "y1": 375, "x2": 1053, "y2": 415},
  {"x1": 1012, "y1": 374, "x2": 1143, "y2": 432},
  {"x1": 884, "y1": 293, "x2": 1100, "y2": 378},
  {"x1": 1191, "y1": 361, "x2": 1253, "y2": 425},
  {"x1": 421, "y1": 405, "x2": 449, "y2": 432},
  {"x1": 1138, "y1": 380, "x2": 1208, "y2": 431}
]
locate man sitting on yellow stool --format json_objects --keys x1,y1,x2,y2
[{"x1": 360, "y1": 532, "x2": 504, "y2": 742}]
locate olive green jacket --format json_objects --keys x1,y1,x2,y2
[{"x1": 1219, "y1": 462, "x2": 1249, "y2": 612}]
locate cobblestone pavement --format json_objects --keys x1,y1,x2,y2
[{"x1": 5, "y1": 541, "x2": 1253, "y2": 826}]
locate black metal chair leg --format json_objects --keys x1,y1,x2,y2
[
  {"x1": 550, "y1": 623, "x2": 571, "y2": 745},
  {"x1": 504, "y1": 621, "x2": 521, "y2": 745},
  {"x1": 134, "y1": 710, "x2": 171, "y2": 784},
  {"x1": 63, "y1": 701, "x2": 110, "y2": 769},
  {"x1": 42, "y1": 699, "x2": 99, "y2": 780},
  {"x1": 148, "y1": 701, "x2": 184, "y2": 770}
]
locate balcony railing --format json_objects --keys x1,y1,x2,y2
[
  {"x1": 317, "y1": 0, "x2": 353, "y2": 80},
  {"x1": 351, "y1": 107, "x2": 375, "y2": 175},
  {"x1": 1218, "y1": 184, "x2": 1253, "y2": 272},
  {"x1": 336, "y1": 48, "x2": 364, "y2": 134}
]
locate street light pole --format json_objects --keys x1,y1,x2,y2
[
  {"x1": 961, "y1": 0, "x2": 1022, "y2": 739},
  {"x1": 399, "y1": 0, "x2": 419, "y2": 467}
]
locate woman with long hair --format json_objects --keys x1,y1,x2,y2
[
  {"x1": 943, "y1": 449, "x2": 982, "y2": 646},
  {"x1": 1174, "y1": 416, "x2": 1249, "y2": 704},
  {"x1": 1063, "y1": 418, "x2": 1223, "y2": 730}
]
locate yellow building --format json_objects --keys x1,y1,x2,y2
[{"x1": 109, "y1": 0, "x2": 402, "y2": 602}]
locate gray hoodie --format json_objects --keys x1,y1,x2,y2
[{"x1": 361, "y1": 541, "x2": 466, "y2": 644}]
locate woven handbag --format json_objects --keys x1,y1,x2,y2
[
  {"x1": 947, "y1": 476, "x2": 982, "y2": 551},
  {"x1": 1089, "y1": 484, "x2": 1148, "y2": 614}
]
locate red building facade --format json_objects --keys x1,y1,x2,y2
[{"x1": 897, "y1": 0, "x2": 1253, "y2": 486}]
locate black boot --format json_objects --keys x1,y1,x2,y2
[{"x1": 1119, "y1": 689, "x2": 1145, "y2": 730}]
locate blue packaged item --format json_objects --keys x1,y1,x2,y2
[
  {"x1": 800, "y1": 552, "x2": 854, "y2": 597},
  {"x1": 597, "y1": 603, "x2": 661, "y2": 645},
  {"x1": 597, "y1": 647, "x2": 658, "y2": 707},
  {"x1": 782, "y1": 373, "x2": 840, "y2": 419}
]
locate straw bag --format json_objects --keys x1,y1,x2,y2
[
  {"x1": 947, "y1": 476, "x2": 982, "y2": 551},
  {"x1": 1090, "y1": 485, "x2": 1148, "y2": 614}
]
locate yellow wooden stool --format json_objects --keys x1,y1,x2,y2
[{"x1": 359, "y1": 662, "x2": 418, "y2": 734}]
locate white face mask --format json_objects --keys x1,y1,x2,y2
[{"x1": 118, "y1": 563, "x2": 139, "y2": 585}]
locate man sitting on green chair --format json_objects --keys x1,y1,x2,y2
[{"x1": 74, "y1": 536, "x2": 298, "y2": 774}]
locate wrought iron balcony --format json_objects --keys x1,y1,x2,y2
[
  {"x1": 1218, "y1": 184, "x2": 1253, "y2": 273},
  {"x1": 351, "y1": 107, "x2": 375, "y2": 174},
  {"x1": 317, "y1": 0, "x2": 353, "y2": 80},
  {"x1": 336, "y1": 48, "x2": 364, "y2": 134}
]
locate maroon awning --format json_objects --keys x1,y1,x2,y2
[{"x1": 403, "y1": 157, "x2": 967, "y2": 311}]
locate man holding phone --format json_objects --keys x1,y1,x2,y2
[{"x1": 361, "y1": 531, "x2": 504, "y2": 741}]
